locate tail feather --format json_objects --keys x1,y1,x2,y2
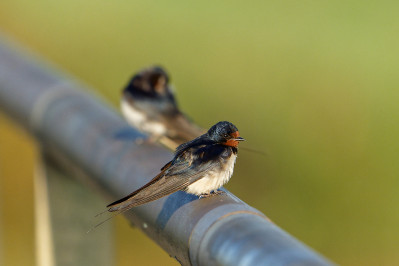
[{"x1": 106, "y1": 162, "x2": 172, "y2": 210}]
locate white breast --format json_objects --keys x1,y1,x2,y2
[
  {"x1": 186, "y1": 154, "x2": 237, "y2": 195},
  {"x1": 120, "y1": 98, "x2": 166, "y2": 136}
]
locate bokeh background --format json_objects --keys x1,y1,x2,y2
[{"x1": 1, "y1": 1, "x2": 399, "y2": 265}]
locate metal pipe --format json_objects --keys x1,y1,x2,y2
[{"x1": 0, "y1": 38, "x2": 332, "y2": 266}]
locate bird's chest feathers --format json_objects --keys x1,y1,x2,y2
[
  {"x1": 121, "y1": 98, "x2": 166, "y2": 135},
  {"x1": 186, "y1": 153, "x2": 237, "y2": 195}
]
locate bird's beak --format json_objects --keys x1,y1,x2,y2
[{"x1": 233, "y1": 137, "x2": 245, "y2": 141}]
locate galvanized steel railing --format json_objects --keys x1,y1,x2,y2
[{"x1": 0, "y1": 37, "x2": 332, "y2": 266}]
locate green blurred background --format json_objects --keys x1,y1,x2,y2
[{"x1": 1, "y1": 1, "x2": 399, "y2": 265}]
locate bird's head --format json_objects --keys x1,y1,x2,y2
[
  {"x1": 125, "y1": 66, "x2": 172, "y2": 97},
  {"x1": 208, "y1": 121, "x2": 245, "y2": 147}
]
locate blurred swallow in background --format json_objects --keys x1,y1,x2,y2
[
  {"x1": 120, "y1": 66, "x2": 205, "y2": 149},
  {"x1": 107, "y1": 121, "x2": 244, "y2": 213}
]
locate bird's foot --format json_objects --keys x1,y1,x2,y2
[
  {"x1": 211, "y1": 190, "x2": 225, "y2": 196},
  {"x1": 134, "y1": 137, "x2": 146, "y2": 145},
  {"x1": 134, "y1": 136, "x2": 159, "y2": 145},
  {"x1": 199, "y1": 193, "x2": 211, "y2": 199},
  {"x1": 198, "y1": 190, "x2": 224, "y2": 199}
]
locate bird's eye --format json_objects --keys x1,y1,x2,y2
[{"x1": 223, "y1": 134, "x2": 229, "y2": 138}]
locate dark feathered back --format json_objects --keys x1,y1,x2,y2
[
  {"x1": 174, "y1": 121, "x2": 238, "y2": 155},
  {"x1": 174, "y1": 133, "x2": 213, "y2": 156}
]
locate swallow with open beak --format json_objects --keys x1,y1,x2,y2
[
  {"x1": 120, "y1": 66, "x2": 205, "y2": 149},
  {"x1": 107, "y1": 121, "x2": 244, "y2": 212}
]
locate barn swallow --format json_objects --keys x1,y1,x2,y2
[
  {"x1": 107, "y1": 121, "x2": 244, "y2": 213},
  {"x1": 120, "y1": 66, "x2": 205, "y2": 149}
]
